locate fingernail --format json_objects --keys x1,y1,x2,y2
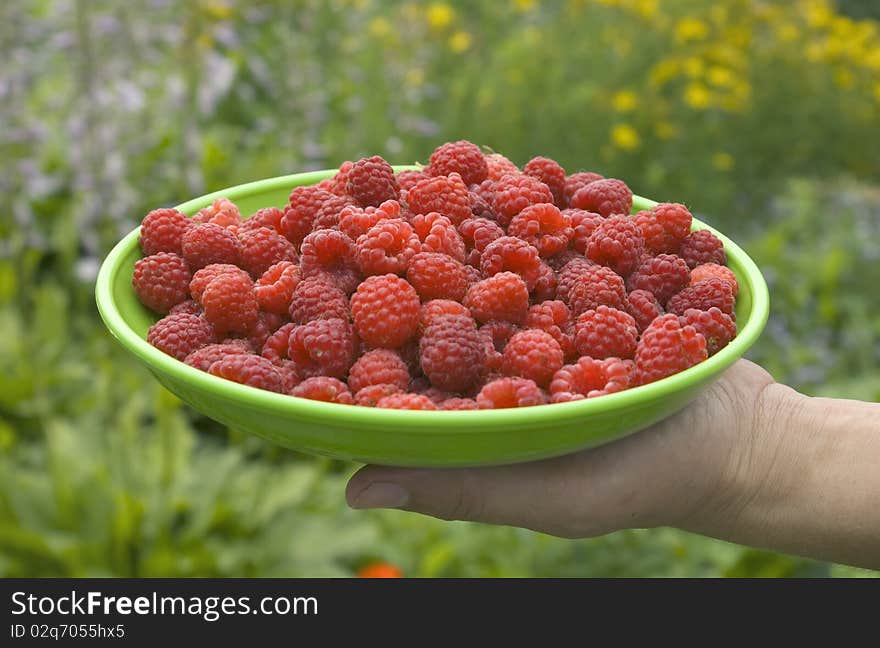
[{"x1": 351, "y1": 482, "x2": 410, "y2": 509}]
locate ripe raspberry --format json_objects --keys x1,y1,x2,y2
[
  {"x1": 288, "y1": 318, "x2": 356, "y2": 379},
  {"x1": 476, "y1": 377, "x2": 547, "y2": 409},
  {"x1": 239, "y1": 226, "x2": 298, "y2": 278},
  {"x1": 181, "y1": 223, "x2": 241, "y2": 270},
  {"x1": 406, "y1": 252, "x2": 469, "y2": 302},
  {"x1": 338, "y1": 200, "x2": 401, "y2": 240},
  {"x1": 169, "y1": 299, "x2": 202, "y2": 316},
  {"x1": 484, "y1": 152, "x2": 519, "y2": 181},
  {"x1": 201, "y1": 271, "x2": 259, "y2": 335},
  {"x1": 239, "y1": 206, "x2": 284, "y2": 235},
  {"x1": 346, "y1": 155, "x2": 399, "y2": 207},
  {"x1": 666, "y1": 278, "x2": 735, "y2": 316},
  {"x1": 376, "y1": 393, "x2": 438, "y2": 410},
  {"x1": 492, "y1": 174, "x2": 554, "y2": 227},
  {"x1": 570, "y1": 178, "x2": 633, "y2": 217},
  {"x1": 679, "y1": 307, "x2": 737, "y2": 356},
  {"x1": 398, "y1": 339, "x2": 423, "y2": 376},
  {"x1": 471, "y1": 178, "x2": 496, "y2": 205},
  {"x1": 585, "y1": 215, "x2": 645, "y2": 276},
  {"x1": 282, "y1": 186, "x2": 336, "y2": 247},
  {"x1": 193, "y1": 197, "x2": 241, "y2": 227},
  {"x1": 531, "y1": 261, "x2": 558, "y2": 302},
  {"x1": 328, "y1": 160, "x2": 355, "y2": 196},
  {"x1": 288, "y1": 276, "x2": 349, "y2": 324},
  {"x1": 574, "y1": 306, "x2": 638, "y2": 359},
  {"x1": 189, "y1": 263, "x2": 250, "y2": 303},
  {"x1": 480, "y1": 236, "x2": 542, "y2": 289},
  {"x1": 139, "y1": 208, "x2": 190, "y2": 256},
  {"x1": 441, "y1": 397, "x2": 479, "y2": 410},
  {"x1": 634, "y1": 314, "x2": 708, "y2": 385},
  {"x1": 132, "y1": 252, "x2": 191, "y2": 314},
  {"x1": 563, "y1": 172, "x2": 604, "y2": 206},
  {"x1": 550, "y1": 357, "x2": 634, "y2": 402},
  {"x1": 354, "y1": 384, "x2": 402, "y2": 407},
  {"x1": 355, "y1": 219, "x2": 421, "y2": 276},
  {"x1": 468, "y1": 189, "x2": 495, "y2": 220},
  {"x1": 479, "y1": 319, "x2": 520, "y2": 357},
  {"x1": 185, "y1": 342, "x2": 251, "y2": 372},
  {"x1": 556, "y1": 257, "x2": 595, "y2": 303},
  {"x1": 419, "y1": 314, "x2": 485, "y2": 392},
  {"x1": 465, "y1": 272, "x2": 530, "y2": 324},
  {"x1": 419, "y1": 299, "x2": 472, "y2": 331},
  {"x1": 428, "y1": 140, "x2": 488, "y2": 186},
  {"x1": 351, "y1": 274, "x2": 420, "y2": 348},
  {"x1": 546, "y1": 249, "x2": 584, "y2": 272},
  {"x1": 501, "y1": 329, "x2": 564, "y2": 387},
  {"x1": 459, "y1": 217, "x2": 505, "y2": 256},
  {"x1": 691, "y1": 263, "x2": 738, "y2": 297},
  {"x1": 208, "y1": 355, "x2": 284, "y2": 393},
  {"x1": 565, "y1": 208, "x2": 604, "y2": 254},
  {"x1": 626, "y1": 254, "x2": 690, "y2": 305},
  {"x1": 312, "y1": 193, "x2": 357, "y2": 231},
  {"x1": 625, "y1": 289, "x2": 663, "y2": 332},
  {"x1": 508, "y1": 203, "x2": 573, "y2": 257},
  {"x1": 410, "y1": 212, "x2": 466, "y2": 262},
  {"x1": 348, "y1": 349, "x2": 411, "y2": 393},
  {"x1": 254, "y1": 261, "x2": 301, "y2": 315},
  {"x1": 276, "y1": 360, "x2": 303, "y2": 392},
  {"x1": 635, "y1": 203, "x2": 693, "y2": 254},
  {"x1": 419, "y1": 386, "x2": 456, "y2": 404},
  {"x1": 396, "y1": 169, "x2": 430, "y2": 191},
  {"x1": 290, "y1": 377, "x2": 354, "y2": 404},
  {"x1": 260, "y1": 322, "x2": 297, "y2": 364},
  {"x1": 462, "y1": 263, "x2": 482, "y2": 287},
  {"x1": 525, "y1": 300, "x2": 575, "y2": 359},
  {"x1": 246, "y1": 311, "x2": 283, "y2": 350},
  {"x1": 523, "y1": 157, "x2": 566, "y2": 206},
  {"x1": 299, "y1": 229, "x2": 361, "y2": 295},
  {"x1": 679, "y1": 229, "x2": 726, "y2": 268},
  {"x1": 147, "y1": 313, "x2": 216, "y2": 361},
  {"x1": 405, "y1": 172, "x2": 471, "y2": 225},
  {"x1": 566, "y1": 265, "x2": 627, "y2": 316}
]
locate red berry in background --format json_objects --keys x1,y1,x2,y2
[
  {"x1": 679, "y1": 307, "x2": 737, "y2": 355},
  {"x1": 550, "y1": 357, "x2": 634, "y2": 402},
  {"x1": 420, "y1": 314, "x2": 485, "y2": 392},
  {"x1": 288, "y1": 318, "x2": 356, "y2": 379},
  {"x1": 480, "y1": 236, "x2": 542, "y2": 290},
  {"x1": 169, "y1": 299, "x2": 202, "y2": 316},
  {"x1": 355, "y1": 219, "x2": 421, "y2": 276},
  {"x1": 299, "y1": 229, "x2": 361, "y2": 295},
  {"x1": 565, "y1": 208, "x2": 604, "y2": 254},
  {"x1": 396, "y1": 169, "x2": 430, "y2": 191},
  {"x1": 201, "y1": 271, "x2": 259, "y2": 336},
  {"x1": 189, "y1": 263, "x2": 250, "y2": 303},
  {"x1": 484, "y1": 152, "x2": 519, "y2": 181},
  {"x1": 492, "y1": 173, "x2": 555, "y2": 227},
  {"x1": 546, "y1": 249, "x2": 583, "y2": 273},
  {"x1": 238, "y1": 226, "x2": 298, "y2": 278},
  {"x1": 346, "y1": 155, "x2": 399, "y2": 207},
  {"x1": 312, "y1": 192, "x2": 357, "y2": 231},
  {"x1": 428, "y1": 140, "x2": 488, "y2": 186},
  {"x1": 132, "y1": 252, "x2": 191, "y2": 314},
  {"x1": 555, "y1": 257, "x2": 595, "y2": 303},
  {"x1": 525, "y1": 300, "x2": 574, "y2": 359},
  {"x1": 328, "y1": 160, "x2": 355, "y2": 196},
  {"x1": 405, "y1": 172, "x2": 471, "y2": 225},
  {"x1": 531, "y1": 261, "x2": 558, "y2": 302},
  {"x1": 376, "y1": 393, "x2": 438, "y2": 410},
  {"x1": 288, "y1": 276, "x2": 349, "y2": 324},
  {"x1": 566, "y1": 265, "x2": 627, "y2": 316},
  {"x1": 410, "y1": 212, "x2": 466, "y2": 263},
  {"x1": 569, "y1": 178, "x2": 633, "y2": 217},
  {"x1": 626, "y1": 254, "x2": 690, "y2": 305},
  {"x1": 239, "y1": 206, "x2": 285, "y2": 235},
  {"x1": 459, "y1": 217, "x2": 505, "y2": 257},
  {"x1": 441, "y1": 397, "x2": 480, "y2": 410},
  {"x1": 184, "y1": 342, "x2": 252, "y2": 372},
  {"x1": 338, "y1": 200, "x2": 401, "y2": 241},
  {"x1": 208, "y1": 354, "x2": 284, "y2": 393},
  {"x1": 634, "y1": 314, "x2": 708, "y2": 385},
  {"x1": 254, "y1": 261, "x2": 301, "y2": 315},
  {"x1": 351, "y1": 274, "x2": 420, "y2": 348},
  {"x1": 523, "y1": 156, "x2": 566, "y2": 207},
  {"x1": 691, "y1": 263, "x2": 738, "y2": 296},
  {"x1": 635, "y1": 203, "x2": 693, "y2": 254},
  {"x1": 477, "y1": 377, "x2": 547, "y2": 409},
  {"x1": 586, "y1": 215, "x2": 645, "y2": 276},
  {"x1": 354, "y1": 383, "x2": 404, "y2": 407},
  {"x1": 501, "y1": 329, "x2": 564, "y2": 387},
  {"x1": 282, "y1": 186, "x2": 336, "y2": 247},
  {"x1": 290, "y1": 377, "x2": 354, "y2": 404},
  {"x1": 468, "y1": 189, "x2": 495, "y2": 220},
  {"x1": 348, "y1": 349, "x2": 411, "y2": 393},
  {"x1": 261, "y1": 322, "x2": 297, "y2": 364},
  {"x1": 465, "y1": 272, "x2": 530, "y2": 324},
  {"x1": 147, "y1": 313, "x2": 216, "y2": 361},
  {"x1": 563, "y1": 171, "x2": 604, "y2": 206},
  {"x1": 679, "y1": 229, "x2": 726, "y2": 268},
  {"x1": 139, "y1": 208, "x2": 191, "y2": 256},
  {"x1": 507, "y1": 203, "x2": 573, "y2": 258},
  {"x1": 406, "y1": 252, "x2": 469, "y2": 302},
  {"x1": 193, "y1": 197, "x2": 241, "y2": 227},
  {"x1": 666, "y1": 278, "x2": 736, "y2": 316},
  {"x1": 574, "y1": 306, "x2": 638, "y2": 359},
  {"x1": 625, "y1": 289, "x2": 664, "y2": 332}
]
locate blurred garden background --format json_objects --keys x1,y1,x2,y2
[{"x1": 1, "y1": 0, "x2": 878, "y2": 577}]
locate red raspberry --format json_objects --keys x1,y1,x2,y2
[
  {"x1": 354, "y1": 384, "x2": 403, "y2": 407},
  {"x1": 441, "y1": 397, "x2": 479, "y2": 410},
  {"x1": 406, "y1": 252, "x2": 469, "y2": 302},
  {"x1": 290, "y1": 377, "x2": 354, "y2": 404},
  {"x1": 634, "y1": 314, "x2": 708, "y2": 385},
  {"x1": 376, "y1": 393, "x2": 438, "y2": 410},
  {"x1": 550, "y1": 357, "x2": 634, "y2": 402},
  {"x1": 625, "y1": 289, "x2": 663, "y2": 332},
  {"x1": 169, "y1": 299, "x2": 202, "y2": 316},
  {"x1": 479, "y1": 319, "x2": 521, "y2": 372},
  {"x1": 189, "y1": 263, "x2": 250, "y2": 303},
  {"x1": 546, "y1": 249, "x2": 584, "y2": 272},
  {"x1": 132, "y1": 252, "x2": 191, "y2": 314},
  {"x1": 679, "y1": 229, "x2": 726, "y2": 268},
  {"x1": 181, "y1": 223, "x2": 241, "y2": 270},
  {"x1": 351, "y1": 274, "x2": 420, "y2": 348},
  {"x1": 348, "y1": 349, "x2": 411, "y2": 393},
  {"x1": 418, "y1": 386, "x2": 456, "y2": 404},
  {"x1": 201, "y1": 271, "x2": 259, "y2": 335},
  {"x1": 585, "y1": 215, "x2": 644, "y2": 276},
  {"x1": 691, "y1": 263, "x2": 738, "y2": 297},
  {"x1": 208, "y1": 355, "x2": 284, "y2": 393},
  {"x1": 465, "y1": 272, "x2": 529, "y2": 324},
  {"x1": 462, "y1": 263, "x2": 482, "y2": 287},
  {"x1": 666, "y1": 278, "x2": 735, "y2": 316},
  {"x1": 260, "y1": 322, "x2": 297, "y2": 364},
  {"x1": 471, "y1": 178, "x2": 496, "y2": 205},
  {"x1": 239, "y1": 206, "x2": 284, "y2": 235},
  {"x1": 531, "y1": 261, "x2": 558, "y2": 303},
  {"x1": 276, "y1": 360, "x2": 303, "y2": 392},
  {"x1": 428, "y1": 140, "x2": 488, "y2": 186},
  {"x1": 679, "y1": 307, "x2": 737, "y2": 355},
  {"x1": 563, "y1": 172, "x2": 604, "y2": 207},
  {"x1": 239, "y1": 226, "x2": 298, "y2": 278},
  {"x1": 185, "y1": 342, "x2": 251, "y2": 372},
  {"x1": 635, "y1": 203, "x2": 693, "y2": 254},
  {"x1": 556, "y1": 257, "x2": 595, "y2": 303},
  {"x1": 501, "y1": 329, "x2": 564, "y2": 387},
  {"x1": 480, "y1": 236, "x2": 542, "y2": 289},
  {"x1": 282, "y1": 187, "x2": 335, "y2": 247},
  {"x1": 410, "y1": 212, "x2": 466, "y2": 262},
  {"x1": 525, "y1": 300, "x2": 575, "y2": 358},
  {"x1": 626, "y1": 254, "x2": 690, "y2": 305},
  {"x1": 574, "y1": 306, "x2": 638, "y2": 359},
  {"x1": 288, "y1": 276, "x2": 349, "y2": 324},
  {"x1": 566, "y1": 265, "x2": 627, "y2": 316},
  {"x1": 565, "y1": 208, "x2": 604, "y2": 254},
  {"x1": 405, "y1": 172, "x2": 471, "y2": 226},
  {"x1": 338, "y1": 200, "x2": 401, "y2": 240},
  {"x1": 328, "y1": 160, "x2": 355, "y2": 196},
  {"x1": 313, "y1": 193, "x2": 357, "y2": 231},
  {"x1": 484, "y1": 152, "x2": 519, "y2": 181},
  {"x1": 355, "y1": 219, "x2": 421, "y2": 276},
  {"x1": 459, "y1": 218, "x2": 505, "y2": 256},
  {"x1": 468, "y1": 190, "x2": 495, "y2": 220},
  {"x1": 346, "y1": 155, "x2": 399, "y2": 207},
  {"x1": 570, "y1": 178, "x2": 633, "y2": 217},
  {"x1": 419, "y1": 299, "x2": 471, "y2": 331},
  {"x1": 139, "y1": 208, "x2": 190, "y2": 256},
  {"x1": 523, "y1": 157, "x2": 566, "y2": 207},
  {"x1": 492, "y1": 174, "x2": 554, "y2": 227},
  {"x1": 288, "y1": 318, "x2": 356, "y2": 379},
  {"x1": 396, "y1": 169, "x2": 430, "y2": 191},
  {"x1": 254, "y1": 261, "x2": 301, "y2": 315},
  {"x1": 508, "y1": 203, "x2": 573, "y2": 257},
  {"x1": 419, "y1": 314, "x2": 485, "y2": 392},
  {"x1": 299, "y1": 229, "x2": 361, "y2": 295},
  {"x1": 476, "y1": 377, "x2": 547, "y2": 409},
  {"x1": 147, "y1": 313, "x2": 216, "y2": 361},
  {"x1": 193, "y1": 197, "x2": 241, "y2": 227}
]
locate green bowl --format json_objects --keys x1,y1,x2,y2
[{"x1": 96, "y1": 168, "x2": 769, "y2": 467}]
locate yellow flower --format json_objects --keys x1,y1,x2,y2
[
  {"x1": 635, "y1": 0, "x2": 657, "y2": 20},
  {"x1": 449, "y1": 30, "x2": 472, "y2": 53},
  {"x1": 427, "y1": 3, "x2": 454, "y2": 30},
  {"x1": 805, "y1": 0, "x2": 833, "y2": 28},
  {"x1": 833, "y1": 68, "x2": 855, "y2": 89},
  {"x1": 707, "y1": 66, "x2": 734, "y2": 87},
  {"x1": 649, "y1": 59, "x2": 679, "y2": 87},
  {"x1": 684, "y1": 57, "x2": 704, "y2": 78},
  {"x1": 202, "y1": 0, "x2": 232, "y2": 20},
  {"x1": 711, "y1": 152, "x2": 734, "y2": 172},
  {"x1": 368, "y1": 17, "x2": 391, "y2": 39},
  {"x1": 514, "y1": 0, "x2": 536, "y2": 11},
  {"x1": 612, "y1": 90, "x2": 638, "y2": 112},
  {"x1": 611, "y1": 124, "x2": 640, "y2": 151},
  {"x1": 654, "y1": 121, "x2": 677, "y2": 140},
  {"x1": 684, "y1": 83, "x2": 711, "y2": 109},
  {"x1": 675, "y1": 17, "x2": 709, "y2": 44},
  {"x1": 776, "y1": 23, "x2": 800, "y2": 43}
]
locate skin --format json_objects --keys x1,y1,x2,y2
[{"x1": 346, "y1": 360, "x2": 880, "y2": 570}]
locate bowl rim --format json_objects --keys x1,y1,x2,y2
[{"x1": 95, "y1": 168, "x2": 769, "y2": 431}]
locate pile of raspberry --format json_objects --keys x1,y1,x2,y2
[{"x1": 134, "y1": 141, "x2": 738, "y2": 410}]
